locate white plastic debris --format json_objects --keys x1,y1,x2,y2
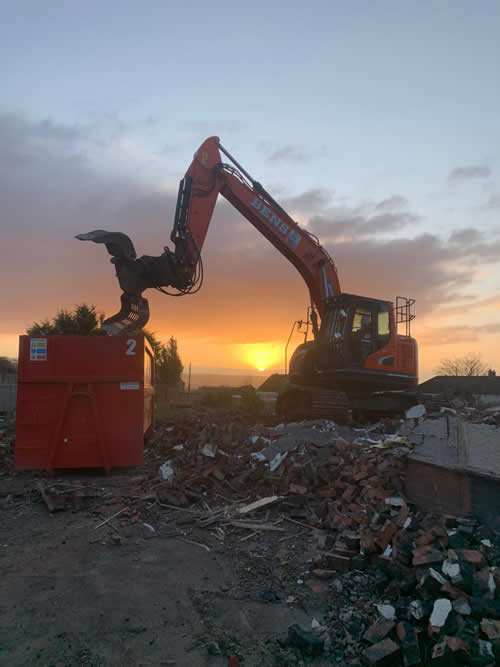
[
  {"x1": 406, "y1": 404, "x2": 426, "y2": 419},
  {"x1": 159, "y1": 461, "x2": 175, "y2": 482},
  {"x1": 429, "y1": 568, "x2": 447, "y2": 585},
  {"x1": 376, "y1": 604, "x2": 396, "y2": 620},
  {"x1": 488, "y1": 572, "x2": 496, "y2": 595},
  {"x1": 269, "y1": 451, "x2": 288, "y2": 472},
  {"x1": 442, "y1": 559, "x2": 460, "y2": 579},
  {"x1": 429, "y1": 599, "x2": 452, "y2": 627},
  {"x1": 404, "y1": 517, "x2": 412, "y2": 529},
  {"x1": 173, "y1": 444, "x2": 184, "y2": 451},
  {"x1": 201, "y1": 443, "x2": 217, "y2": 458},
  {"x1": 250, "y1": 451, "x2": 267, "y2": 462},
  {"x1": 311, "y1": 618, "x2": 321, "y2": 630},
  {"x1": 440, "y1": 406, "x2": 457, "y2": 415},
  {"x1": 385, "y1": 497, "x2": 406, "y2": 507},
  {"x1": 382, "y1": 545, "x2": 393, "y2": 558},
  {"x1": 297, "y1": 578, "x2": 304, "y2": 585},
  {"x1": 481, "y1": 539, "x2": 493, "y2": 548}
]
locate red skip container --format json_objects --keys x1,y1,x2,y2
[{"x1": 15, "y1": 334, "x2": 154, "y2": 471}]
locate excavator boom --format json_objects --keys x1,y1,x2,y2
[{"x1": 77, "y1": 136, "x2": 341, "y2": 334}]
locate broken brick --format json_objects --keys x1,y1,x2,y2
[
  {"x1": 289, "y1": 483, "x2": 307, "y2": 495},
  {"x1": 473, "y1": 567, "x2": 495, "y2": 599},
  {"x1": 431, "y1": 636, "x2": 470, "y2": 662},
  {"x1": 375, "y1": 521, "x2": 398, "y2": 551},
  {"x1": 480, "y1": 617, "x2": 500, "y2": 640},
  {"x1": 361, "y1": 638, "x2": 401, "y2": 666},
  {"x1": 324, "y1": 552, "x2": 351, "y2": 572},
  {"x1": 455, "y1": 549, "x2": 486, "y2": 568},
  {"x1": 363, "y1": 618, "x2": 395, "y2": 644},
  {"x1": 396, "y1": 621, "x2": 421, "y2": 666},
  {"x1": 412, "y1": 545, "x2": 446, "y2": 567},
  {"x1": 311, "y1": 569, "x2": 336, "y2": 580}
]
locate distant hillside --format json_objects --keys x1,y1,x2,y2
[{"x1": 183, "y1": 373, "x2": 270, "y2": 390}]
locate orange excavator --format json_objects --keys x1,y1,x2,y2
[{"x1": 77, "y1": 137, "x2": 419, "y2": 419}]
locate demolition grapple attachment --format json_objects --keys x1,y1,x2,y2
[
  {"x1": 75, "y1": 230, "x2": 151, "y2": 335},
  {"x1": 76, "y1": 229, "x2": 190, "y2": 336}
]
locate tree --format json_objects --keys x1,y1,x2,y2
[
  {"x1": 27, "y1": 304, "x2": 105, "y2": 336},
  {"x1": 0, "y1": 357, "x2": 17, "y2": 375},
  {"x1": 26, "y1": 306, "x2": 184, "y2": 386},
  {"x1": 435, "y1": 353, "x2": 488, "y2": 377},
  {"x1": 155, "y1": 336, "x2": 184, "y2": 386}
]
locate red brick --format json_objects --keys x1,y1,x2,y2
[
  {"x1": 318, "y1": 488, "x2": 337, "y2": 498},
  {"x1": 362, "y1": 638, "x2": 400, "y2": 665},
  {"x1": 342, "y1": 484, "x2": 359, "y2": 503},
  {"x1": 289, "y1": 483, "x2": 307, "y2": 495},
  {"x1": 311, "y1": 569, "x2": 336, "y2": 580},
  {"x1": 412, "y1": 545, "x2": 445, "y2": 566},
  {"x1": 324, "y1": 552, "x2": 351, "y2": 572},
  {"x1": 441, "y1": 582, "x2": 468, "y2": 600},
  {"x1": 363, "y1": 618, "x2": 395, "y2": 644},
  {"x1": 375, "y1": 521, "x2": 398, "y2": 551},
  {"x1": 396, "y1": 621, "x2": 421, "y2": 666},
  {"x1": 455, "y1": 549, "x2": 486, "y2": 568}
]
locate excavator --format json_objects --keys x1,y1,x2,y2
[{"x1": 77, "y1": 136, "x2": 419, "y2": 420}]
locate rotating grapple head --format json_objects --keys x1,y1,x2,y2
[
  {"x1": 75, "y1": 230, "x2": 150, "y2": 335},
  {"x1": 76, "y1": 229, "x2": 182, "y2": 335}
]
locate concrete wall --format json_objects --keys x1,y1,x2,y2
[
  {"x1": 473, "y1": 393, "x2": 500, "y2": 408},
  {"x1": 405, "y1": 415, "x2": 500, "y2": 524}
]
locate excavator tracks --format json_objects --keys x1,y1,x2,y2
[{"x1": 311, "y1": 389, "x2": 352, "y2": 424}]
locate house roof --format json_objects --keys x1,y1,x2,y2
[{"x1": 418, "y1": 375, "x2": 500, "y2": 395}]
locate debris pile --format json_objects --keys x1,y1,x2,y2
[{"x1": 143, "y1": 414, "x2": 500, "y2": 664}]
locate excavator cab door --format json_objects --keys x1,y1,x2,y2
[{"x1": 346, "y1": 301, "x2": 391, "y2": 367}]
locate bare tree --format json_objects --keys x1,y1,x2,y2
[{"x1": 435, "y1": 353, "x2": 488, "y2": 376}]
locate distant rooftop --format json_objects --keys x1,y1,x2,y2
[{"x1": 418, "y1": 375, "x2": 500, "y2": 395}]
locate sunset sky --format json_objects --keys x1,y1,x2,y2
[{"x1": 2, "y1": 1, "x2": 500, "y2": 381}]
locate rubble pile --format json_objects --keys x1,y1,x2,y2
[
  {"x1": 142, "y1": 414, "x2": 500, "y2": 664},
  {"x1": 0, "y1": 413, "x2": 15, "y2": 471}
]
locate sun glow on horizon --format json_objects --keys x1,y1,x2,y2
[{"x1": 237, "y1": 341, "x2": 283, "y2": 373}]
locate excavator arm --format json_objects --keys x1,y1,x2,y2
[{"x1": 77, "y1": 136, "x2": 341, "y2": 334}]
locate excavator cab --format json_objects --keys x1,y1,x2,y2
[{"x1": 289, "y1": 294, "x2": 417, "y2": 395}]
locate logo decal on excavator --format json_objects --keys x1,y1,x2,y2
[
  {"x1": 200, "y1": 151, "x2": 208, "y2": 166},
  {"x1": 250, "y1": 197, "x2": 301, "y2": 248}
]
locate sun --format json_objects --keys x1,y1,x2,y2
[{"x1": 236, "y1": 342, "x2": 282, "y2": 373}]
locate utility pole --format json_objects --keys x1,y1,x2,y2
[{"x1": 187, "y1": 362, "x2": 191, "y2": 394}]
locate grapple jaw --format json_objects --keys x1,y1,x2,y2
[
  {"x1": 76, "y1": 230, "x2": 150, "y2": 335},
  {"x1": 100, "y1": 293, "x2": 150, "y2": 336},
  {"x1": 77, "y1": 229, "x2": 188, "y2": 336}
]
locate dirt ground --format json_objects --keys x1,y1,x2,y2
[{"x1": 0, "y1": 470, "x2": 350, "y2": 667}]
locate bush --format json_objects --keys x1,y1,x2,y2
[{"x1": 197, "y1": 384, "x2": 263, "y2": 414}]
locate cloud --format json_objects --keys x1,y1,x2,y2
[
  {"x1": 375, "y1": 195, "x2": 408, "y2": 211},
  {"x1": 309, "y1": 208, "x2": 419, "y2": 240},
  {"x1": 417, "y1": 322, "x2": 500, "y2": 346},
  {"x1": 3, "y1": 110, "x2": 500, "y2": 357},
  {"x1": 282, "y1": 188, "x2": 333, "y2": 215},
  {"x1": 449, "y1": 228, "x2": 482, "y2": 245},
  {"x1": 448, "y1": 165, "x2": 491, "y2": 181},
  {"x1": 267, "y1": 145, "x2": 311, "y2": 163},
  {"x1": 483, "y1": 194, "x2": 500, "y2": 209}
]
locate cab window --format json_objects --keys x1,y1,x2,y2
[
  {"x1": 377, "y1": 305, "x2": 390, "y2": 340},
  {"x1": 352, "y1": 309, "x2": 372, "y2": 337}
]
